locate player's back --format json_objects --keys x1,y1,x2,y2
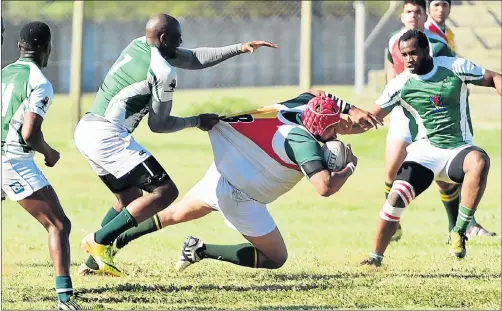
[
  {"x1": 88, "y1": 36, "x2": 176, "y2": 133},
  {"x1": 1, "y1": 59, "x2": 53, "y2": 160},
  {"x1": 211, "y1": 93, "x2": 322, "y2": 204}
]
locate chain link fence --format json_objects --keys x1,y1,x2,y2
[{"x1": 2, "y1": 1, "x2": 401, "y2": 93}]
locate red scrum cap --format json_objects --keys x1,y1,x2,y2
[{"x1": 301, "y1": 96, "x2": 341, "y2": 139}]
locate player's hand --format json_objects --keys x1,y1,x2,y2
[
  {"x1": 345, "y1": 144, "x2": 358, "y2": 168},
  {"x1": 198, "y1": 113, "x2": 220, "y2": 131},
  {"x1": 348, "y1": 107, "x2": 383, "y2": 130},
  {"x1": 44, "y1": 147, "x2": 60, "y2": 167},
  {"x1": 307, "y1": 89, "x2": 326, "y2": 97},
  {"x1": 241, "y1": 40, "x2": 278, "y2": 53},
  {"x1": 334, "y1": 118, "x2": 353, "y2": 135}
]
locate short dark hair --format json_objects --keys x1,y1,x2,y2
[
  {"x1": 427, "y1": 0, "x2": 451, "y2": 8},
  {"x1": 19, "y1": 21, "x2": 51, "y2": 51},
  {"x1": 404, "y1": 0, "x2": 427, "y2": 12},
  {"x1": 399, "y1": 29, "x2": 429, "y2": 50}
]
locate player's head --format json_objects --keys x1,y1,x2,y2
[
  {"x1": 301, "y1": 96, "x2": 341, "y2": 142},
  {"x1": 399, "y1": 29, "x2": 431, "y2": 74},
  {"x1": 18, "y1": 21, "x2": 52, "y2": 68},
  {"x1": 146, "y1": 14, "x2": 182, "y2": 59},
  {"x1": 401, "y1": 0, "x2": 427, "y2": 31},
  {"x1": 427, "y1": 0, "x2": 451, "y2": 25},
  {"x1": 2, "y1": 17, "x2": 5, "y2": 45}
]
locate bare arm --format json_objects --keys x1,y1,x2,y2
[
  {"x1": 22, "y1": 112, "x2": 59, "y2": 167},
  {"x1": 479, "y1": 69, "x2": 502, "y2": 95},
  {"x1": 22, "y1": 112, "x2": 52, "y2": 154},
  {"x1": 309, "y1": 166, "x2": 354, "y2": 197}
]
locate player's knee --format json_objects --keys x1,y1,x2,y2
[
  {"x1": 265, "y1": 250, "x2": 288, "y2": 269},
  {"x1": 49, "y1": 215, "x2": 71, "y2": 236},
  {"x1": 467, "y1": 151, "x2": 490, "y2": 177},
  {"x1": 154, "y1": 180, "x2": 179, "y2": 203},
  {"x1": 435, "y1": 180, "x2": 456, "y2": 192}
]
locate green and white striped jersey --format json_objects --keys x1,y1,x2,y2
[
  {"x1": 88, "y1": 36, "x2": 177, "y2": 133},
  {"x1": 376, "y1": 56, "x2": 485, "y2": 149},
  {"x1": 1, "y1": 58, "x2": 54, "y2": 160}
]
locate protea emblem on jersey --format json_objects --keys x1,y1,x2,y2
[{"x1": 429, "y1": 95, "x2": 446, "y2": 113}]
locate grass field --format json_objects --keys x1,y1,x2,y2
[{"x1": 2, "y1": 86, "x2": 501, "y2": 310}]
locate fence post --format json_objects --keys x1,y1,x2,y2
[
  {"x1": 354, "y1": 0, "x2": 366, "y2": 96},
  {"x1": 300, "y1": 0, "x2": 313, "y2": 91},
  {"x1": 70, "y1": 0, "x2": 84, "y2": 133}
]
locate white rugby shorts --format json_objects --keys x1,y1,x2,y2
[
  {"x1": 74, "y1": 117, "x2": 152, "y2": 178},
  {"x1": 386, "y1": 106, "x2": 413, "y2": 144},
  {"x1": 2, "y1": 158, "x2": 50, "y2": 201},
  {"x1": 185, "y1": 163, "x2": 277, "y2": 237},
  {"x1": 405, "y1": 139, "x2": 473, "y2": 183}
]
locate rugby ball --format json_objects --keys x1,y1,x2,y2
[{"x1": 322, "y1": 140, "x2": 348, "y2": 172}]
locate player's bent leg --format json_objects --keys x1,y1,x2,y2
[
  {"x1": 19, "y1": 187, "x2": 99, "y2": 309},
  {"x1": 81, "y1": 157, "x2": 178, "y2": 277},
  {"x1": 242, "y1": 227, "x2": 288, "y2": 269},
  {"x1": 79, "y1": 184, "x2": 143, "y2": 276},
  {"x1": 362, "y1": 162, "x2": 434, "y2": 266},
  {"x1": 447, "y1": 148, "x2": 492, "y2": 258},
  {"x1": 19, "y1": 186, "x2": 71, "y2": 277},
  {"x1": 177, "y1": 227, "x2": 285, "y2": 272},
  {"x1": 385, "y1": 139, "x2": 410, "y2": 243}
]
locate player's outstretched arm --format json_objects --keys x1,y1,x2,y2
[
  {"x1": 479, "y1": 69, "x2": 502, "y2": 96},
  {"x1": 309, "y1": 146, "x2": 357, "y2": 197},
  {"x1": 170, "y1": 40, "x2": 278, "y2": 70}
]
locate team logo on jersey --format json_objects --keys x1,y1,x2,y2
[
  {"x1": 9, "y1": 182, "x2": 24, "y2": 194},
  {"x1": 429, "y1": 95, "x2": 446, "y2": 113},
  {"x1": 39, "y1": 96, "x2": 50, "y2": 112},
  {"x1": 168, "y1": 79, "x2": 177, "y2": 92}
]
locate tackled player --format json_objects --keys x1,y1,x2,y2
[{"x1": 75, "y1": 14, "x2": 279, "y2": 277}]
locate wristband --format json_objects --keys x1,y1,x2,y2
[
  {"x1": 325, "y1": 92, "x2": 352, "y2": 114},
  {"x1": 346, "y1": 162, "x2": 356, "y2": 174}
]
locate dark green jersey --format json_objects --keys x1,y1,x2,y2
[{"x1": 377, "y1": 56, "x2": 485, "y2": 149}]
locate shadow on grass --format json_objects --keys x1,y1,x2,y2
[{"x1": 271, "y1": 271, "x2": 502, "y2": 281}]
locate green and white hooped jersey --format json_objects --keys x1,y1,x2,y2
[
  {"x1": 376, "y1": 56, "x2": 485, "y2": 149},
  {"x1": 88, "y1": 36, "x2": 177, "y2": 133},
  {"x1": 1, "y1": 58, "x2": 54, "y2": 160}
]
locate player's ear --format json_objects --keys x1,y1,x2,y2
[
  {"x1": 159, "y1": 33, "x2": 167, "y2": 46},
  {"x1": 400, "y1": 12, "x2": 405, "y2": 24}
]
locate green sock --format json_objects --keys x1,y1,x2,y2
[
  {"x1": 466, "y1": 216, "x2": 480, "y2": 230},
  {"x1": 55, "y1": 275, "x2": 73, "y2": 303},
  {"x1": 384, "y1": 182, "x2": 392, "y2": 199},
  {"x1": 453, "y1": 205, "x2": 476, "y2": 234},
  {"x1": 439, "y1": 185, "x2": 460, "y2": 232},
  {"x1": 200, "y1": 243, "x2": 258, "y2": 268},
  {"x1": 86, "y1": 207, "x2": 121, "y2": 270},
  {"x1": 94, "y1": 208, "x2": 137, "y2": 245},
  {"x1": 101, "y1": 207, "x2": 120, "y2": 227},
  {"x1": 115, "y1": 214, "x2": 162, "y2": 249}
]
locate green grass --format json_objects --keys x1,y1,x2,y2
[{"x1": 2, "y1": 86, "x2": 501, "y2": 310}]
